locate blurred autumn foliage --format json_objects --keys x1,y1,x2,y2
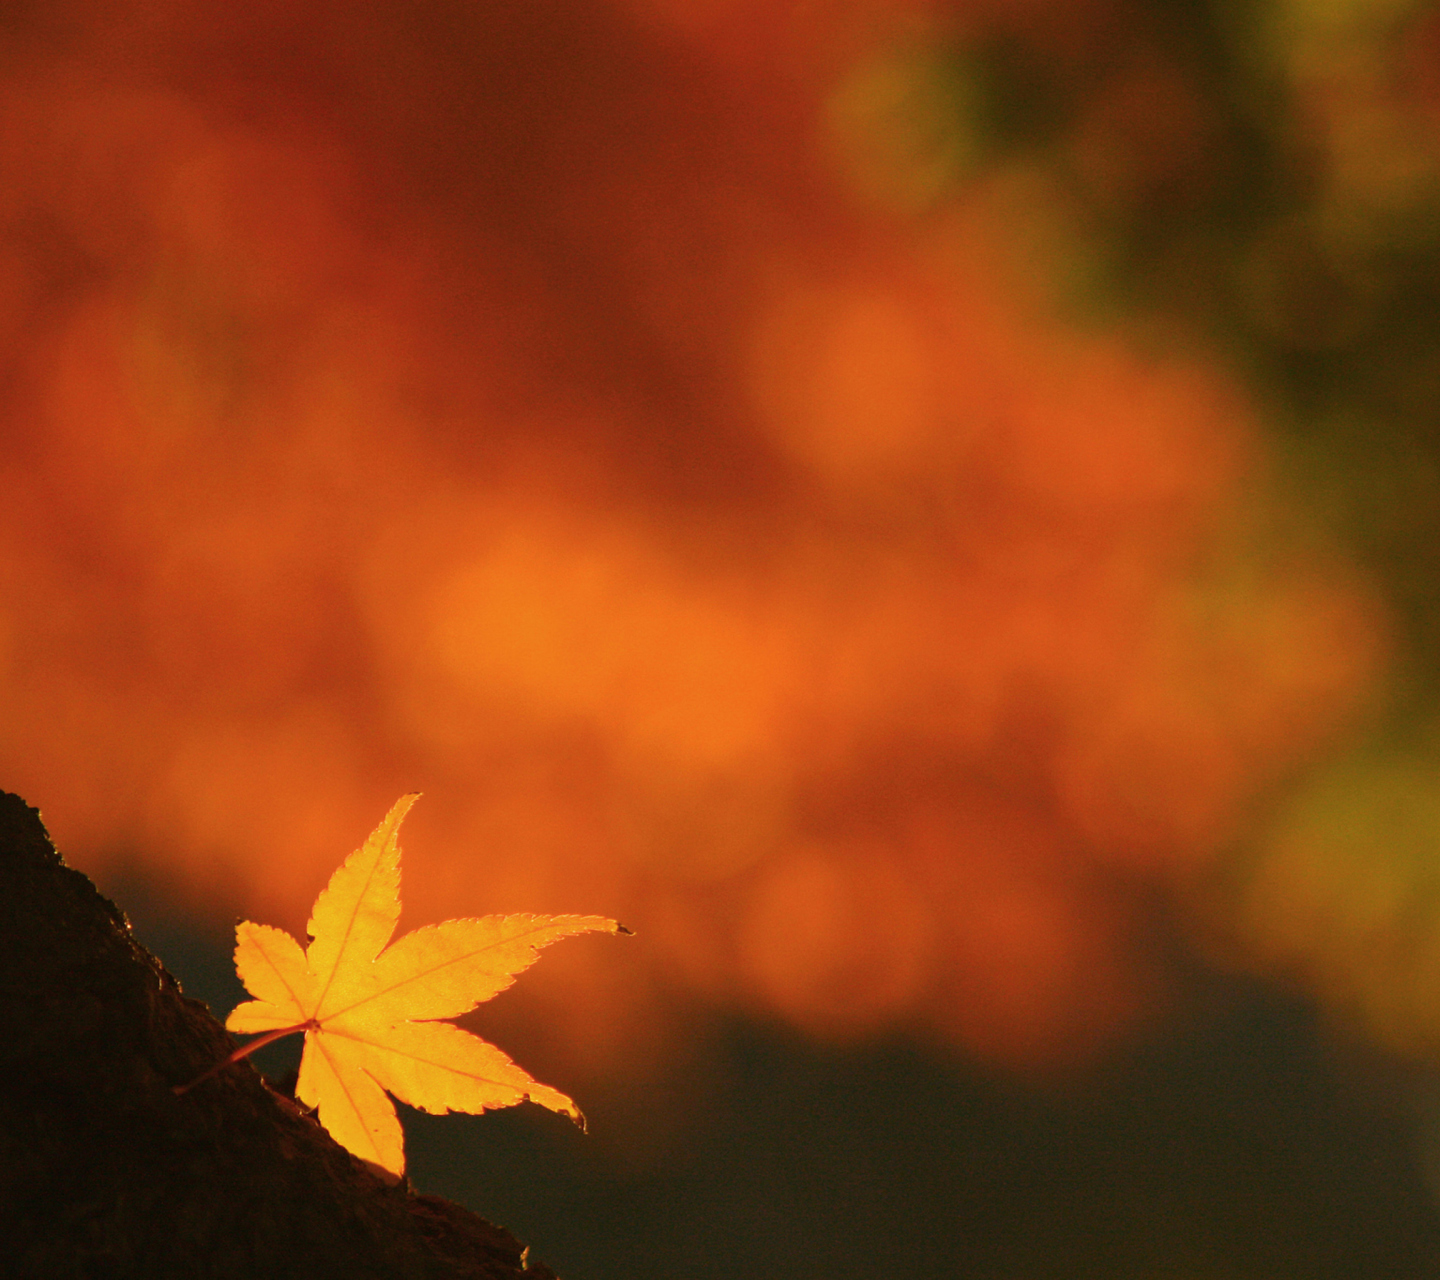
[{"x1": 3, "y1": 0, "x2": 1434, "y2": 1085}]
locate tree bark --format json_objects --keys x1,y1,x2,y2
[{"x1": 0, "y1": 790, "x2": 560, "y2": 1280}]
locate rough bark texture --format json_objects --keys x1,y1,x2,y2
[{"x1": 0, "y1": 790, "x2": 560, "y2": 1280}]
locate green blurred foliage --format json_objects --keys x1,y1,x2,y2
[
  {"x1": 833, "y1": 0, "x2": 1440, "y2": 1061},
  {"x1": 841, "y1": 0, "x2": 1440, "y2": 679},
  {"x1": 1230, "y1": 749, "x2": 1440, "y2": 1051}
]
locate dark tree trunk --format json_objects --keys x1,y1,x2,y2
[{"x1": 0, "y1": 790, "x2": 560, "y2": 1279}]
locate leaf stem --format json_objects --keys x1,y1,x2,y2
[{"x1": 173, "y1": 1020, "x2": 315, "y2": 1095}]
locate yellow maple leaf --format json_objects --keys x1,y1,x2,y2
[{"x1": 214, "y1": 793, "x2": 624, "y2": 1177}]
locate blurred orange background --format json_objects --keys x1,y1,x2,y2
[{"x1": 0, "y1": 0, "x2": 1402, "y2": 1099}]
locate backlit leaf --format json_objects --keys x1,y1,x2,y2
[{"x1": 222, "y1": 794, "x2": 624, "y2": 1176}]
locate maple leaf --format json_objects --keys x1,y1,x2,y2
[{"x1": 202, "y1": 793, "x2": 623, "y2": 1177}]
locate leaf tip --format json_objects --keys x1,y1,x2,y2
[
  {"x1": 522, "y1": 1089, "x2": 586, "y2": 1131},
  {"x1": 381, "y1": 791, "x2": 422, "y2": 839},
  {"x1": 357, "y1": 1155, "x2": 405, "y2": 1185}
]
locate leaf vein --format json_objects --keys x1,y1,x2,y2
[
  {"x1": 320, "y1": 1025, "x2": 525, "y2": 1089},
  {"x1": 313, "y1": 1033, "x2": 384, "y2": 1165},
  {"x1": 322, "y1": 920, "x2": 580, "y2": 1021},
  {"x1": 253, "y1": 931, "x2": 307, "y2": 1014},
  {"x1": 314, "y1": 843, "x2": 390, "y2": 1017}
]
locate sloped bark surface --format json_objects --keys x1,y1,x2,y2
[{"x1": 0, "y1": 790, "x2": 559, "y2": 1280}]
